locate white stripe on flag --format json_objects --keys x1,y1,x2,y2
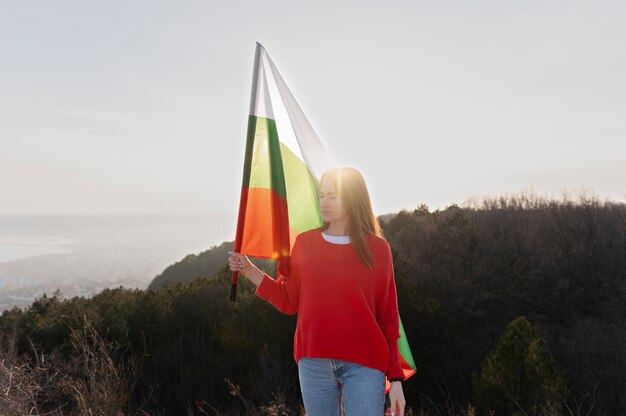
[{"x1": 255, "y1": 43, "x2": 333, "y2": 179}]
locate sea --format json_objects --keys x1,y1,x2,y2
[{"x1": 0, "y1": 215, "x2": 235, "y2": 311}]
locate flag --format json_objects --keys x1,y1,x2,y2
[
  {"x1": 232, "y1": 42, "x2": 330, "y2": 284},
  {"x1": 233, "y1": 42, "x2": 416, "y2": 393}
]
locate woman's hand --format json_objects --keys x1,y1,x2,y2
[
  {"x1": 386, "y1": 381, "x2": 406, "y2": 416},
  {"x1": 228, "y1": 251, "x2": 264, "y2": 287},
  {"x1": 228, "y1": 251, "x2": 253, "y2": 276}
]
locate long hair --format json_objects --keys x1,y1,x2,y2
[{"x1": 317, "y1": 167, "x2": 383, "y2": 269}]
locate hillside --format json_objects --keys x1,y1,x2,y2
[
  {"x1": 147, "y1": 240, "x2": 234, "y2": 290},
  {"x1": 147, "y1": 240, "x2": 277, "y2": 290}
]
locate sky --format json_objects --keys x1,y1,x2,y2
[{"x1": 1, "y1": 0, "x2": 625, "y2": 218}]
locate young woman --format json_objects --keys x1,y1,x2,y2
[{"x1": 228, "y1": 167, "x2": 406, "y2": 416}]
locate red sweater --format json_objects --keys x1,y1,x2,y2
[{"x1": 255, "y1": 229, "x2": 404, "y2": 380}]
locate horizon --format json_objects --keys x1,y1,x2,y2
[{"x1": 0, "y1": 184, "x2": 621, "y2": 218}]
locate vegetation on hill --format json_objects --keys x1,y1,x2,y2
[
  {"x1": 148, "y1": 241, "x2": 234, "y2": 290},
  {"x1": 0, "y1": 191, "x2": 623, "y2": 415},
  {"x1": 472, "y1": 316, "x2": 567, "y2": 415},
  {"x1": 148, "y1": 241, "x2": 276, "y2": 291}
]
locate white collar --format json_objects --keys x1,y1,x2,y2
[{"x1": 321, "y1": 231, "x2": 351, "y2": 244}]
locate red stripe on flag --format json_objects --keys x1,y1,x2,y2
[{"x1": 239, "y1": 187, "x2": 293, "y2": 275}]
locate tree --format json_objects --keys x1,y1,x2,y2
[{"x1": 472, "y1": 316, "x2": 567, "y2": 416}]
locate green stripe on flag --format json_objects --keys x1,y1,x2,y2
[
  {"x1": 246, "y1": 115, "x2": 287, "y2": 198},
  {"x1": 245, "y1": 115, "x2": 323, "y2": 233},
  {"x1": 399, "y1": 318, "x2": 416, "y2": 369},
  {"x1": 281, "y1": 143, "x2": 323, "y2": 232}
]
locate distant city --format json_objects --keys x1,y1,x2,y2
[{"x1": 0, "y1": 215, "x2": 235, "y2": 311}]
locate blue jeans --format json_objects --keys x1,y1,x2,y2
[{"x1": 297, "y1": 357, "x2": 386, "y2": 416}]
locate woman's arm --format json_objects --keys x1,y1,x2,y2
[
  {"x1": 375, "y1": 242, "x2": 405, "y2": 380},
  {"x1": 376, "y1": 242, "x2": 406, "y2": 415}
]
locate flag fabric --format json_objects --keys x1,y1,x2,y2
[
  {"x1": 234, "y1": 42, "x2": 416, "y2": 393},
  {"x1": 234, "y1": 42, "x2": 331, "y2": 279},
  {"x1": 394, "y1": 318, "x2": 417, "y2": 391}
]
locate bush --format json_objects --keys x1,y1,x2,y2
[{"x1": 472, "y1": 316, "x2": 567, "y2": 415}]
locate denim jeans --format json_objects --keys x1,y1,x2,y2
[{"x1": 297, "y1": 357, "x2": 386, "y2": 416}]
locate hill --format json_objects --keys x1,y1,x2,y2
[
  {"x1": 147, "y1": 240, "x2": 234, "y2": 290},
  {"x1": 147, "y1": 240, "x2": 277, "y2": 290}
]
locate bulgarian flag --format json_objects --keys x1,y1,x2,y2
[
  {"x1": 231, "y1": 42, "x2": 330, "y2": 297},
  {"x1": 232, "y1": 42, "x2": 416, "y2": 392}
]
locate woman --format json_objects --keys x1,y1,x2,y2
[{"x1": 228, "y1": 167, "x2": 406, "y2": 416}]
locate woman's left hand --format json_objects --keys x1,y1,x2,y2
[{"x1": 387, "y1": 381, "x2": 406, "y2": 416}]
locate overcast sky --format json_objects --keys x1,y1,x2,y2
[{"x1": 1, "y1": 0, "x2": 624, "y2": 219}]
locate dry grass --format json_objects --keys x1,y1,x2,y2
[
  {"x1": 0, "y1": 322, "x2": 605, "y2": 416},
  {"x1": 58, "y1": 317, "x2": 141, "y2": 416},
  {"x1": 0, "y1": 316, "x2": 143, "y2": 416}
]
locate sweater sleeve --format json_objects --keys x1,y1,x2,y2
[
  {"x1": 376, "y1": 242, "x2": 404, "y2": 380},
  {"x1": 254, "y1": 236, "x2": 302, "y2": 315}
]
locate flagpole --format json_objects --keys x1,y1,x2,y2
[
  {"x1": 231, "y1": 43, "x2": 264, "y2": 301},
  {"x1": 231, "y1": 225, "x2": 243, "y2": 301},
  {"x1": 231, "y1": 186, "x2": 247, "y2": 301}
]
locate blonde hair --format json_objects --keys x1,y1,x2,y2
[{"x1": 318, "y1": 167, "x2": 383, "y2": 269}]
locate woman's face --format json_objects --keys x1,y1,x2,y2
[{"x1": 319, "y1": 178, "x2": 349, "y2": 225}]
